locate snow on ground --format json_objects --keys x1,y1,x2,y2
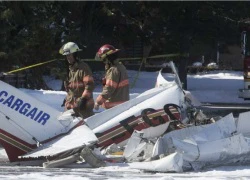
[
  {"x1": 1, "y1": 69, "x2": 250, "y2": 179},
  {"x1": 187, "y1": 70, "x2": 246, "y2": 104}
]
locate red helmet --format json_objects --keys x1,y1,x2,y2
[{"x1": 97, "y1": 44, "x2": 120, "y2": 60}]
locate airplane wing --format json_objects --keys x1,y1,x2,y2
[{"x1": 20, "y1": 124, "x2": 98, "y2": 159}]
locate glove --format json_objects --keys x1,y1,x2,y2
[
  {"x1": 94, "y1": 103, "x2": 100, "y2": 111},
  {"x1": 71, "y1": 110, "x2": 80, "y2": 117},
  {"x1": 61, "y1": 98, "x2": 66, "y2": 107},
  {"x1": 77, "y1": 97, "x2": 87, "y2": 110},
  {"x1": 73, "y1": 97, "x2": 87, "y2": 116}
]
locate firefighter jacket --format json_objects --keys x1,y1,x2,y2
[
  {"x1": 65, "y1": 61, "x2": 95, "y2": 118},
  {"x1": 96, "y1": 60, "x2": 129, "y2": 109}
]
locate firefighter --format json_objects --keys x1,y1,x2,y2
[
  {"x1": 94, "y1": 44, "x2": 129, "y2": 110},
  {"x1": 59, "y1": 42, "x2": 95, "y2": 118}
]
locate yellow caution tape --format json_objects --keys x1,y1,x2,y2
[
  {"x1": 4, "y1": 53, "x2": 188, "y2": 74},
  {"x1": 82, "y1": 53, "x2": 188, "y2": 62},
  {"x1": 6, "y1": 59, "x2": 58, "y2": 74},
  {"x1": 81, "y1": 53, "x2": 188, "y2": 89}
]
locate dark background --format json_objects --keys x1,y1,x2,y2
[{"x1": 0, "y1": 1, "x2": 249, "y2": 88}]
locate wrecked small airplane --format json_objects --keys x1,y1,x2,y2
[{"x1": 0, "y1": 61, "x2": 250, "y2": 172}]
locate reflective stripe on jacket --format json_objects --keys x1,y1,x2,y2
[
  {"x1": 65, "y1": 61, "x2": 95, "y2": 118},
  {"x1": 96, "y1": 61, "x2": 129, "y2": 109}
]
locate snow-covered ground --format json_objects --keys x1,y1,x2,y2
[{"x1": 1, "y1": 69, "x2": 250, "y2": 179}]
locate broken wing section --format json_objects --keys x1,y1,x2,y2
[{"x1": 21, "y1": 124, "x2": 98, "y2": 159}]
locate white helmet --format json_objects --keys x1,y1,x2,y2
[{"x1": 59, "y1": 42, "x2": 82, "y2": 55}]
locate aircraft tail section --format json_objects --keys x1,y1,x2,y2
[{"x1": 0, "y1": 128, "x2": 36, "y2": 161}]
